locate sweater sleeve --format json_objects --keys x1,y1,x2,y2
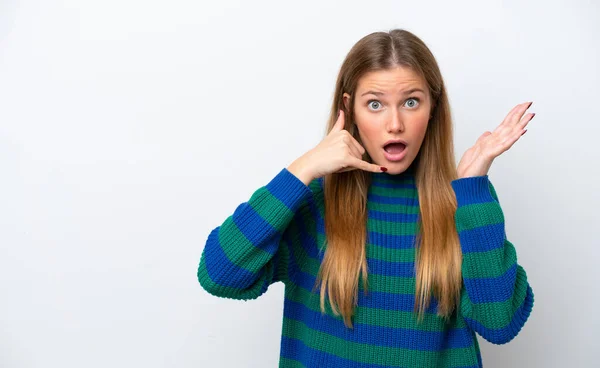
[
  {"x1": 451, "y1": 175, "x2": 534, "y2": 344},
  {"x1": 197, "y1": 168, "x2": 314, "y2": 300}
]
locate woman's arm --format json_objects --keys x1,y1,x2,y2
[
  {"x1": 451, "y1": 175, "x2": 535, "y2": 344},
  {"x1": 197, "y1": 168, "x2": 314, "y2": 300}
]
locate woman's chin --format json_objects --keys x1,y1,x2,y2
[{"x1": 377, "y1": 159, "x2": 413, "y2": 175}]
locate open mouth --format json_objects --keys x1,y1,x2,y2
[
  {"x1": 383, "y1": 142, "x2": 406, "y2": 154},
  {"x1": 382, "y1": 141, "x2": 408, "y2": 162}
]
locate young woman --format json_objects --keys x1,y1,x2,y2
[{"x1": 198, "y1": 28, "x2": 535, "y2": 368}]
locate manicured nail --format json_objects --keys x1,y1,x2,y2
[
  {"x1": 522, "y1": 129, "x2": 527, "y2": 135},
  {"x1": 531, "y1": 112, "x2": 535, "y2": 119},
  {"x1": 380, "y1": 167, "x2": 388, "y2": 172},
  {"x1": 528, "y1": 101, "x2": 533, "y2": 109}
]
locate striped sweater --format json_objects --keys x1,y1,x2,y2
[{"x1": 197, "y1": 168, "x2": 534, "y2": 367}]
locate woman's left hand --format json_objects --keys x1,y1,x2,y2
[{"x1": 456, "y1": 101, "x2": 536, "y2": 179}]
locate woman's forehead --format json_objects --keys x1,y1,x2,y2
[{"x1": 356, "y1": 68, "x2": 426, "y2": 94}]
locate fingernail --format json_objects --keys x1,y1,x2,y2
[
  {"x1": 528, "y1": 101, "x2": 533, "y2": 109},
  {"x1": 380, "y1": 167, "x2": 388, "y2": 172},
  {"x1": 522, "y1": 129, "x2": 527, "y2": 135},
  {"x1": 337, "y1": 110, "x2": 341, "y2": 118},
  {"x1": 531, "y1": 112, "x2": 535, "y2": 119}
]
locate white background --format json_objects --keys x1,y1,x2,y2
[{"x1": 1, "y1": 0, "x2": 598, "y2": 367}]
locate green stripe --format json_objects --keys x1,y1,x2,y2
[
  {"x1": 285, "y1": 283, "x2": 468, "y2": 330},
  {"x1": 367, "y1": 244, "x2": 416, "y2": 262},
  {"x1": 367, "y1": 202, "x2": 421, "y2": 213},
  {"x1": 369, "y1": 186, "x2": 418, "y2": 197},
  {"x1": 249, "y1": 187, "x2": 296, "y2": 232},
  {"x1": 461, "y1": 240, "x2": 517, "y2": 279},
  {"x1": 279, "y1": 357, "x2": 306, "y2": 367},
  {"x1": 274, "y1": 240, "x2": 292, "y2": 284},
  {"x1": 197, "y1": 256, "x2": 270, "y2": 300},
  {"x1": 281, "y1": 318, "x2": 478, "y2": 367},
  {"x1": 314, "y1": 233, "x2": 417, "y2": 263},
  {"x1": 367, "y1": 219, "x2": 418, "y2": 235},
  {"x1": 455, "y1": 201, "x2": 504, "y2": 232},
  {"x1": 218, "y1": 219, "x2": 269, "y2": 274},
  {"x1": 460, "y1": 265, "x2": 530, "y2": 329},
  {"x1": 215, "y1": 185, "x2": 300, "y2": 276},
  {"x1": 371, "y1": 176, "x2": 415, "y2": 185}
]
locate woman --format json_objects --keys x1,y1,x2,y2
[{"x1": 198, "y1": 28, "x2": 535, "y2": 367}]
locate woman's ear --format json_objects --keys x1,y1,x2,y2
[{"x1": 342, "y1": 92, "x2": 351, "y2": 111}]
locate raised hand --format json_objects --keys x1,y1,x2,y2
[
  {"x1": 287, "y1": 110, "x2": 386, "y2": 185},
  {"x1": 456, "y1": 101, "x2": 536, "y2": 179}
]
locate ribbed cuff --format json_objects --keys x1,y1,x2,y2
[
  {"x1": 451, "y1": 175, "x2": 495, "y2": 207},
  {"x1": 264, "y1": 168, "x2": 313, "y2": 212}
]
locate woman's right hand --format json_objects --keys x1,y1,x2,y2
[{"x1": 287, "y1": 110, "x2": 386, "y2": 185}]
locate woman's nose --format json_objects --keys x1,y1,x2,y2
[{"x1": 386, "y1": 113, "x2": 404, "y2": 133}]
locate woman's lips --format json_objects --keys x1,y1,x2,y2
[{"x1": 383, "y1": 144, "x2": 407, "y2": 162}]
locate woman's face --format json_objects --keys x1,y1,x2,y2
[{"x1": 343, "y1": 66, "x2": 431, "y2": 175}]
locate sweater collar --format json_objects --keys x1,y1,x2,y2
[{"x1": 370, "y1": 168, "x2": 416, "y2": 188}]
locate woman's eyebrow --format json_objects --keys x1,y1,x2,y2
[{"x1": 360, "y1": 88, "x2": 425, "y2": 97}]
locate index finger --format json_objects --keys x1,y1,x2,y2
[{"x1": 348, "y1": 155, "x2": 385, "y2": 173}]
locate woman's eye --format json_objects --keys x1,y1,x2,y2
[
  {"x1": 405, "y1": 97, "x2": 420, "y2": 108},
  {"x1": 367, "y1": 100, "x2": 382, "y2": 110},
  {"x1": 367, "y1": 97, "x2": 420, "y2": 111}
]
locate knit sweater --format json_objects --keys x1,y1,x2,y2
[{"x1": 197, "y1": 167, "x2": 534, "y2": 367}]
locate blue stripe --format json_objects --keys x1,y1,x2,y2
[
  {"x1": 370, "y1": 182, "x2": 415, "y2": 189},
  {"x1": 463, "y1": 263, "x2": 517, "y2": 304},
  {"x1": 295, "y1": 213, "x2": 322, "y2": 261},
  {"x1": 464, "y1": 283, "x2": 534, "y2": 344},
  {"x1": 233, "y1": 203, "x2": 280, "y2": 255},
  {"x1": 281, "y1": 336, "x2": 392, "y2": 368},
  {"x1": 368, "y1": 210, "x2": 420, "y2": 222},
  {"x1": 307, "y1": 194, "x2": 325, "y2": 232},
  {"x1": 203, "y1": 228, "x2": 264, "y2": 289},
  {"x1": 458, "y1": 223, "x2": 506, "y2": 253},
  {"x1": 281, "y1": 336, "x2": 480, "y2": 368},
  {"x1": 451, "y1": 176, "x2": 495, "y2": 206},
  {"x1": 267, "y1": 169, "x2": 313, "y2": 210},
  {"x1": 284, "y1": 220, "x2": 307, "y2": 289},
  {"x1": 367, "y1": 232, "x2": 416, "y2": 249},
  {"x1": 292, "y1": 269, "x2": 439, "y2": 313},
  {"x1": 283, "y1": 299, "x2": 474, "y2": 351},
  {"x1": 314, "y1": 213, "x2": 418, "y2": 249},
  {"x1": 367, "y1": 194, "x2": 417, "y2": 205},
  {"x1": 367, "y1": 258, "x2": 416, "y2": 277}
]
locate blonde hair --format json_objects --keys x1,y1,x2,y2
[{"x1": 314, "y1": 29, "x2": 461, "y2": 328}]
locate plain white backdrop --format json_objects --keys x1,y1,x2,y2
[{"x1": 1, "y1": 0, "x2": 598, "y2": 367}]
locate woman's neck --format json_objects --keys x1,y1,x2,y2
[{"x1": 370, "y1": 168, "x2": 416, "y2": 189}]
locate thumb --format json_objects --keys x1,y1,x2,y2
[
  {"x1": 477, "y1": 131, "x2": 492, "y2": 142},
  {"x1": 331, "y1": 109, "x2": 345, "y2": 133}
]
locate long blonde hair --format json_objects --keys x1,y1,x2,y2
[{"x1": 315, "y1": 29, "x2": 461, "y2": 328}]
